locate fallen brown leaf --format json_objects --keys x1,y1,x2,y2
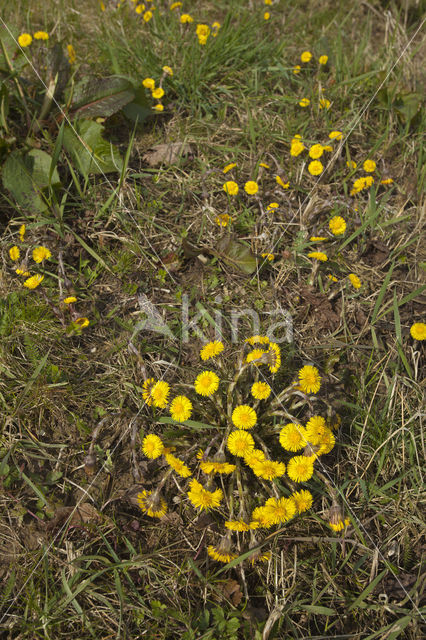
[{"x1": 142, "y1": 142, "x2": 194, "y2": 167}]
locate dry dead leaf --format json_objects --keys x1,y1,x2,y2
[
  {"x1": 217, "y1": 579, "x2": 243, "y2": 606},
  {"x1": 142, "y1": 142, "x2": 194, "y2": 167}
]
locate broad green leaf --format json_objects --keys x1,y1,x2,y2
[
  {"x1": 63, "y1": 120, "x2": 123, "y2": 176},
  {"x1": 121, "y1": 86, "x2": 151, "y2": 125},
  {"x1": 68, "y1": 76, "x2": 135, "y2": 119},
  {"x1": 214, "y1": 235, "x2": 258, "y2": 274},
  {"x1": 2, "y1": 149, "x2": 60, "y2": 213}
]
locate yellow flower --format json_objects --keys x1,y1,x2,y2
[
  {"x1": 328, "y1": 274, "x2": 338, "y2": 282},
  {"x1": 165, "y1": 452, "x2": 192, "y2": 477},
  {"x1": 223, "y1": 181, "x2": 239, "y2": 196},
  {"x1": 227, "y1": 430, "x2": 255, "y2": 457},
  {"x1": 310, "y1": 236, "x2": 328, "y2": 242},
  {"x1": 308, "y1": 160, "x2": 323, "y2": 175},
  {"x1": 346, "y1": 160, "x2": 357, "y2": 169},
  {"x1": 244, "y1": 180, "x2": 259, "y2": 195},
  {"x1": 246, "y1": 348, "x2": 267, "y2": 365},
  {"x1": 142, "y1": 434, "x2": 164, "y2": 459},
  {"x1": 267, "y1": 202, "x2": 279, "y2": 211},
  {"x1": 215, "y1": 213, "x2": 231, "y2": 226},
  {"x1": 251, "y1": 459, "x2": 286, "y2": 480},
  {"x1": 264, "y1": 497, "x2": 296, "y2": 523},
  {"x1": 143, "y1": 10, "x2": 153, "y2": 22},
  {"x1": 267, "y1": 342, "x2": 281, "y2": 373},
  {"x1": 67, "y1": 44, "x2": 76, "y2": 64},
  {"x1": 322, "y1": 145, "x2": 333, "y2": 152},
  {"x1": 264, "y1": 0, "x2": 273, "y2": 4},
  {"x1": 305, "y1": 416, "x2": 327, "y2": 445},
  {"x1": 151, "y1": 380, "x2": 170, "y2": 408},
  {"x1": 287, "y1": 455, "x2": 314, "y2": 483},
  {"x1": 264, "y1": 11, "x2": 270, "y2": 20},
  {"x1": 290, "y1": 140, "x2": 305, "y2": 156},
  {"x1": 329, "y1": 130, "x2": 342, "y2": 140},
  {"x1": 232, "y1": 405, "x2": 257, "y2": 430},
  {"x1": 410, "y1": 322, "x2": 426, "y2": 341},
  {"x1": 207, "y1": 541, "x2": 237, "y2": 563},
  {"x1": 276, "y1": 175, "x2": 289, "y2": 188},
  {"x1": 194, "y1": 370, "x2": 219, "y2": 396},
  {"x1": 74, "y1": 317, "x2": 90, "y2": 328},
  {"x1": 328, "y1": 505, "x2": 350, "y2": 532},
  {"x1": 243, "y1": 448, "x2": 265, "y2": 468},
  {"x1": 225, "y1": 520, "x2": 251, "y2": 532},
  {"x1": 298, "y1": 365, "x2": 321, "y2": 393},
  {"x1": 319, "y1": 54, "x2": 328, "y2": 65},
  {"x1": 246, "y1": 335, "x2": 270, "y2": 345},
  {"x1": 251, "y1": 381, "x2": 271, "y2": 400},
  {"x1": 170, "y1": 395, "x2": 192, "y2": 422},
  {"x1": 162, "y1": 65, "x2": 173, "y2": 76},
  {"x1": 300, "y1": 51, "x2": 312, "y2": 63},
  {"x1": 200, "y1": 460, "x2": 236, "y2": 474},
  {"x1": 350, "y1": 176, "x2": 374, "y2": 195},
  {"x1": 293, "y1": 65, "x2": 301, "y2": 74},
  {"x1": 33, "y1": 31, "x2": 49, "y2": 40},
  {"x1": 152, "y1": 87, "x2": 164, "y2": 99},
  {"x1": 180, "y1": 13, "x2": 193, "y2": 23},
  {"x1": 63, "y1": 296, "x2": 77, "y2": 304},
  {"x1": 381, "y1": 178, "x2": 394, "y2": 185},
  {"x1": 135, "y1": 5, "x2": 145, "y2": 14},
  {"x1": 23, "y1": 274, "x2": 44, "y2": 289},
  {"x1": 142, "y1": 77, "x2": 155, "y2": 90},
  {"x1": 187, "y1": 479, "x2": 222, "y2": 511},
  {"x1": 137, "y1": 490, "x2": 167, "y2": 518},
  {"x1": 292, "y1": 489, "x2": 313, "y2": 513},
  {"x1": 250, "y1": 506, "x2": 274, "y2": 528},
  {"x1": 32, "y1": 246, "x2": 52, "y2": 263},
  {"x1": 329, "y1": 216, "x2": 346, "y2": 235},
  {"x1": 200, "y1": 340, "x2": 224, "y2": 360},
  {"x1": 309, "y1": 144, "x2": 324, "y2": 159},
  {"x1": 142, "y1": 378, "x2": 156, "y2": 405},
  {"x1": 18, "y1": 33, "x2": 32, "y2": 47},
  {"x1": 170, "y1": 2, "x2": 182, "y2": 9},
  {"x1": 319, "y1": 98, "x2": 331, "y2": 109},
  {"x1": 9, "y1": 246, "x2": 20, "y2": 261},
  {"x1": 153, "y1": 104, "x2": 164, "y2": 112},
  {"x1": 363, "y1": 159, "x2": 376, "y2": 172},
  {"x1": 316, "y1": 428, "x2": 335, "y2": 455},
  {"x1": 307, "y1": 251, "x2": 327, "y2": 262},
  {"x1": 299, "y1": 97, "x2": 310, "y2": 107},
  {"x1": 19, "y1": 224, "x2": 26, "y2": 241},
  {"x1": 196, "y1": 24, "x2": 211, "y2": 39},
  {"x1": 259, "y1": 162, "x2": 270, "y2": 169},
  {"x1": 212, "y1": 22, "x2": 221, "y2": 36},
  {"x1": 261, "y1": 252, "x2": 274, "y2": 261},
  {"x1": 279, "y1": 423, "x2": 307, "y2": 452},
  {"x1": 15, "y1": 269, "x2": 30, "y2": 276},
  {"x1": 348, "y1": 273, "x2": 361, "y2": 289},
  {"x1": 223, "y1": 162, "x2": 237, "y2": 174}
]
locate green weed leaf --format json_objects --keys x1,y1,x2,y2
[
  {"x1": 68, "y1": 76, "x2": 135, "y2": 119},
  {"x1": 63, "y1": 120, "x2": 123, "y2": 176}
]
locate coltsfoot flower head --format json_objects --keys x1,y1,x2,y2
[
  {"x1": 363, "y1": 159, "x2": 376, "y2": 172},
  {"x1": 243, "y1": 448, "x2": 265, "y2": 467},
  {"x1": 410, "y1": 322, "x2": 426, "y2": 341},
  {"x1": 300, "y1": 50, "x2": 312, "y2": 63},
  {"x1": 142, "y1": 77, "x2": 155, "y2": 90},
  {"x1": 227, "y1": 430, "x2": 255, "y2": 457},
  {"x1": 309, "y1": 144, "x2": 324, "y2": 159},
  {"x1": 276, "y1": 175, "x2": 289, "y2": 188},
  {"x1": 142, "y1": 434, "x2": 164, "y2": 459},
  {"x1": 346, "y1": 160, "x2": 357, "y2": 169},
  {"x1": 200, "y1": 340, "x2": 224, "y2": 360},
  {"x1": 329, "y1": 216, "x2": 346, "y2": 235},
  {"x1": 319, "y1": 54, "x2": 328, "y2": 65},
  {"x1": 215, "y1": 213, "x2": 231, "y2": 227},
  {"x1": 34, "y1": 31, "x2": 49, "y2": 40},
  {"x1": 293, "y1": 64, "x2": 301, "y2": 74},
  {"x1": 19, "y1": 224, "x2": 26, "y2": 241},
  {"x1": 153, "y1": 103, "x2": 164, "y2": 112},
  {"x1": 63, "y1": 296, "x2": 77, "y2": 304},
  {"x1": 252, "y1": 459, "x2": 286, "y2": 481},
  {"x1": 267, "y1": 202, "x2": 279, "y2": 211},
  {"x1": 329, "y1": 130, "x2": 342, "y2": 140},
  {"x1": 305, "y1": 416, "x2": 327, "y2": 445},
  {"x1": 246, "y1": 335, "x2": 270, "y2": 346},
  {"x1": 162, "y1": 65, "x2": 173, "y2": 75},
  {"x1": 287, "y1": 455, "x2": 315, "y2": 483},
  {"x1": 194, "y1": 371, "x2": 219, "y2": 396},
  {"x1": 279, "y1": 423, "x2": 308, "y2": 452},
  {"x1": 316, "y1": 428, "x2": 335, "y2": 456},
  {"x1": 143, "y1": 10, "x2": 153, "y2": 22},
  {"x1": 251, "y1": 506, "x2": 274, "y2": 528},
  {"x1": 152, "y1": 87, "x2": 164, "y2": 99},
  {"x1": 67, "y1": 44, "x2": 76, "y2": 64},
  {"x1": 292, "y1": 489, "x2": 313, "y2": 513},
  {"x1": 264, "y1": 496, "x2": 296, "y2": 523},
  {"x1": 207, "y1": 537, "x2": 237, "y2": 563},
  {"x1": 18, "y1": 33, "x2": 32, "y2": 47},
  {"x1": 9, "y1": 246, "x2": 20, "y2": 261},
  {"x1": 137, "y1": 490, "x2": 167, "y2": 518},
  {"x1": 319, "y1": 98, "x2": 331, "y2": 109},
  {"x1": 165, "y1": 452, "x2": 192, "y2": 477},
  {"x1": 266, "y1": 342, "x2": 281, "y2": 373},
  {"x1": 299, "y1": 97, "x2": 310, "y2": 107},
  {"x1": 328, "y1": 504, "x2": 350, "y2": 532},
  {"x1": 308, "y1": 251, "x2": 327, "y2": 262},
  {"x1": 142, "y1": 378, "x2": 156, "y2": 406},
  {"x1": 187, "y1": 479, "x2": 222, "y2": 510},
  {"x1": 151, "y1": 381, "x2": 170, "y2": 408},
  {"x1": 251, "y1": 381, "x2": 271, "y2": 400},
  {"x1": 308, "y1": 160, "x2": 323, "y2": 175},
  {"x1": 180, "y1": 13, "x2": 193, "y2": 24},
  {"x1": 223, "y1": 180, "x2": 239, "y2": 196},
  {"x1": 74, "y1": 317, "x2": 90, "y2": 328},
  {"x1": 170, "y1": 395, "x2": 192, "y2": 422},
  {"x1": 232, "y1": 405, "x2": 257, "y2": 430},
  {"x1": 244, "y1": 180, "x2": 259, "y2": 195},
  {"x1": 24, "y1": 274, "x2": 44, "y2": 289},
  {"x1": 298, "y1": 365, "x2": 321, "y2": 394},
  {"x1": 223, "y1": 162, "x2": 237, "y2": 174},
  {"x1": 200, "y1": 460, "x2": 236, "y2": 474},
  {"x1": 225, "y1": 519, "x2": 251, "y2": 532},
  {"x1": 348, "y1": 273, "x2": 362, "y2": 289},
  {"x1": 290, "y1": 140, "x2": 305, "y2": 156},
  {"x1": 32, "y1": 246, "x2": 52, "y2": 263}
]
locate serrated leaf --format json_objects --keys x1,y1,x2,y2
[
  {"x1": 63, "y1": 120, "x2": 123, "y2": 176},
  {"x1": 68, "y1": 76, "x2": 135, "y2": 119},
  {"x1": 215, "y1": 235, "x2": 257, "y2": 274}
]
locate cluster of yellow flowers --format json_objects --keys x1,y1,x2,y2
[
  {"x1": 142, "y1": 66, "x2": 173, "y2": 112},
  {"x1": 18, "y1": 31, "x2": 49, "y2": 48},
  {"x1": 9, "y1": 225, "x2": 89, "y2": 330},
  {"x1": 137, "y1": 336, "x2": 350, "y2": 563}
]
